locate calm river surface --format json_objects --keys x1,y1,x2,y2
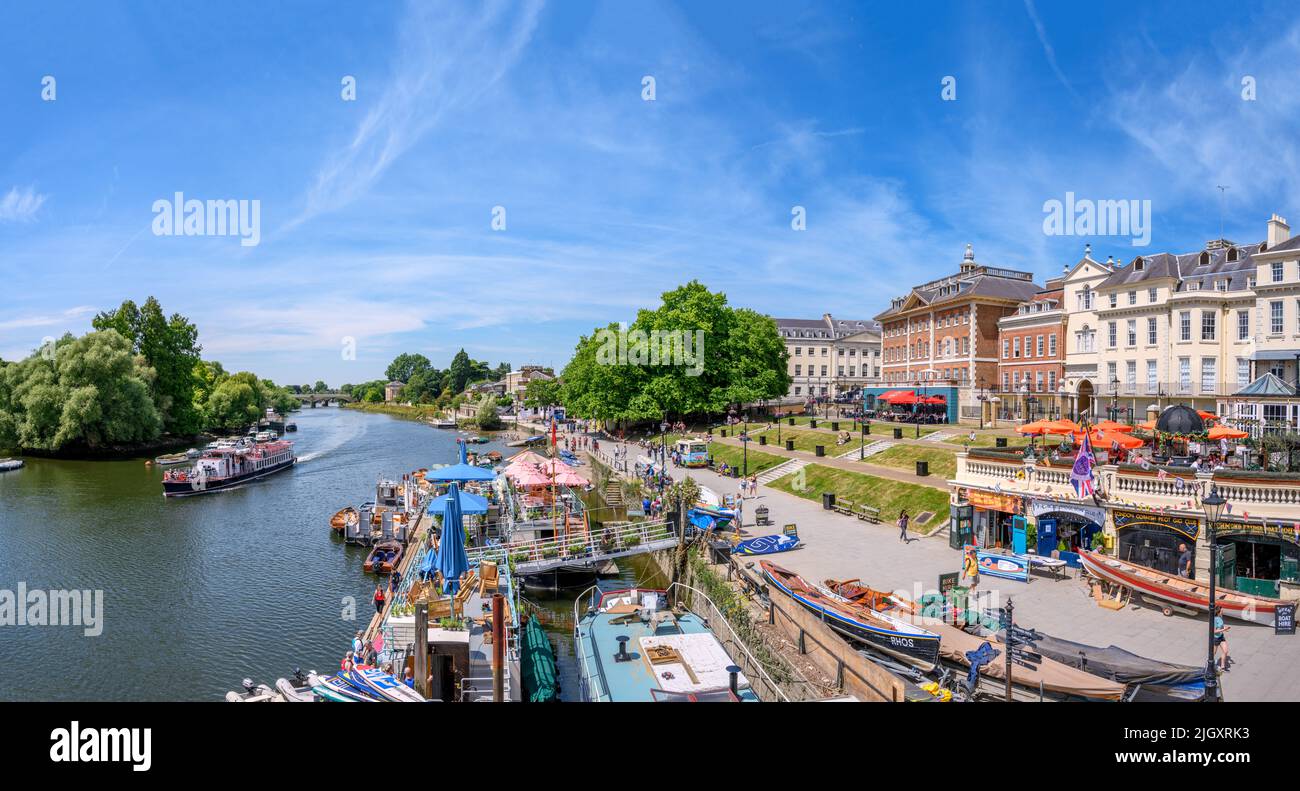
[{"x1": 0, "y1": 407, "x2": 522, "y2": 701}]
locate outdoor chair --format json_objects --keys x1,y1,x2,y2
[{"x1": 478, "y1": 561, "x2": 500, "y2": 596}]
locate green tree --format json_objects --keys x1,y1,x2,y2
[
  {"x1": 313, "y1": 380, "x2": 328, "y2": 393},
  {"x1": 0, "y1": 330, "x2": 162, "y2": 451},
  {"x1": 205, "y1": 371, "x2": 266, "y2": 430},
  {"x1": 474, "y1": 394, "x2": 502, "y2": 431},
  {"x1": 93, "y1": 297, "x2": 203, "y2": 435},
  {"x1": 385, "y1": 353, "x2": 432, "y2": 383},
  {"x1": 560, "y1": 281, "x2": 790, "y2": 423},
  {"x1": 523, "y1": 377, "x2": 563, "y2": 411}
]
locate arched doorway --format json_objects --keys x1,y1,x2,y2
[{"x1": 1077, "y1": 379, "x2": 1094, "y2": 420}]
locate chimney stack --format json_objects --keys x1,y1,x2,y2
[{"x1": 1268, "y1": 213, "x2": 1290, "y2": 248}]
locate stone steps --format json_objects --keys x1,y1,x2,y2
[{"x1": 757, "y1": 458, "x2": 809, "y2": 485}]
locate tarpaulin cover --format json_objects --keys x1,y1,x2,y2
[
  {"x1": 1018, "y1": 630, "x2": 1205, "y2": 695},
  {"x1": 930, "y1": 620, "x2": 1127, "y2": 701}
]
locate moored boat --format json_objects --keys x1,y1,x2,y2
[
  {"x1": 762, "y1": 562, "x2": 941, "y2": 668},
  {"x1": 153, "y1": 452, "x2": 190, "y2": 466},
  {"x1": 224, "y1": 678, "x2": 282, "y2": 702},
  {"x1": 1079, "y1": 549, "x2": 1285, "y2": 625},
  {"x1": 343, "y1": 668, "x2": 426, "y2": 703},
  {"x1": 308, "y1": 672, "x2": 381, "y2": 702},
  {"x1": 0, "y1": 458, "x2": 25, "y2": 472},
  {"x1": 573, "y1": 586, "x2": 761, "y2": 702},
  {"x1": 330, "y1": 506, "x2": 359, "y2": 534},
  {"x1": 364, "y1": 540, "x2": 403, "y2": 574},
  {"x1": 275, "y1": 669, "x2": 318, "y2": 702}
]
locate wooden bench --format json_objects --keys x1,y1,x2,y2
[
  {"x1": 856, "y1": 504, "x2": 881, "y2": 523},
  {"x1": 832, "y1": 498, "x2": 857, "y2": 517}
]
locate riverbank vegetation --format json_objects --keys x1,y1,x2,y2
[
  {"x1": 342, "y1": 350, "x2": 508, "y2": 406},
  {"x1": 0, "y1": 297, "x2": 302, "y2": 455},
  {"x1": 559, "y1": 281, "x2": 791, "y2": 425}
]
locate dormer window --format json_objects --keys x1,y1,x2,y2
[
  {"x1": 1199, "y1": 251, "x2": 1210, "y2": 266},
  {"x1": 1227, "y1": 247, "x2": 1239, "y2": 262},
  {"x1": 1134, "y1": 257, "x2": 1145, "y2": 271}
]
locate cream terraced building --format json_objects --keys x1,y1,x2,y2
[
  {"x1": 774, "y1": 314, "x2": 881, "y2": 400},
  {"x1": 1083, "y1": 214, "x2": 1298, "y2": 422}
]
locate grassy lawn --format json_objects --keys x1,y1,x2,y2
[
  {"x1": 705, "y1": 443, "x2": 786, "y2": 475},
  {"x1": 767, "y1": 464, "x2": 950, "y2": 533},
  {"x1": 866, "y1": 444, "x2": 958, "y2": 479}
]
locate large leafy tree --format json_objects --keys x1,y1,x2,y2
[
  {"x1": 522, "y1": 376, "x2": 563, "y2": 411},
  {"x1": 204, "y1": 371, "x2": 266, "y2": 430},
  {"x1": 446, "y1": 349, "x2": 492, "y2": 394},
  {"x1": 561, "y1": 281, "x2": 790, "y2": 423},
  {"x1": 93, "y1": 297, "x2": 202, "y2": 435},
  {"x1": 385, "y1": 353, "x2": 431, "y2": 383},
  {"x1": 0, "y1": 330, "x2": 162, "y2": 451}
]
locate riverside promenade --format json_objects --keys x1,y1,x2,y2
[{"x1": 524, "y1": 418, "x2": 1299, "y2": 701}]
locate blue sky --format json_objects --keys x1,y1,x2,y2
[{"x1": 3, "y1": 0, "x2": 1299, "y2": 385}]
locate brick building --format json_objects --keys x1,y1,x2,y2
[
  {"x1": 874, "y1": 244, "x2": 1041, "y2": 420},
  {"x1": 996, "y1": 275, "x2": 1067, "y2": 421}
]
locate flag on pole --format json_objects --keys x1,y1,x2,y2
[{"x1": 1071, "y1": 431, "x2": 1096, "y2": 497}]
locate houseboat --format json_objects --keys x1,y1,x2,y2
[
  {"x1": 162, "y1": 440, "x2": 296, "y2": 497},
  {"x1": 573, "y1": 586, "x2": 761, "y2": 702}
]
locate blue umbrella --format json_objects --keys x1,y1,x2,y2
[
  {"x1": 437, "y1": 482, "x2": 470, "y2": 594},
  {"x1": 430, "y1": 488, "x2": 489, "y2": 516},
  {"x1": 418, "y1": 543, "x2": 436, "y2": 581},
  {"x1": 425, "y1": 441, "x2": 497, "y2": 483}
]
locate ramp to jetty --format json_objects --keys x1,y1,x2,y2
[{"x1": 466, "y1": 518, "x2": 681, "y2": 575}]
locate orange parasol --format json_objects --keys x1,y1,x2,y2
[
  {"x1": 1198, "y1": 410, "x2": 1218, "y2": 423},
  {"x1": 1074, "y1": 430, "x2": 1145, "y2": 450},
  {"x1": 1137, "y1": 418, "x2": 1157, "y2": 431},
  {"x1": 1041, "y1": 419, "x2": 1081, "y2": 435},
  {"x1": 1016, "y1": 420, "x2": 1055, "y2": 436},
  {"x1": 1092, "y1": 419, "x2": 1135, "y2": 433},
  {"x1": 1207, "y1": 425, "x2": 1248, "y2": 440}
]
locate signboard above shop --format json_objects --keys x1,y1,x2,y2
[
  {"x1": 966, "y1": 489, "x2": 1022, "y2": 513},
  {"x1": 1029, "y1": 499, "x2": 1106, "y2": 527},
  {"x1": 1111, "y1": 508, "x2": 1200, "y2": 542}
]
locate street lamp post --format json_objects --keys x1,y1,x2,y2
[
  {"x1": 660, "y1": 418, "x2": 669, "y2": 500},
  {"x1": 977, "y1": 377, "x2": 986, "y2": 430},
  {"x1": 1111, "y1": 376, "x2": 1120, "y2": 422},
  {"x1": 1200, "y1": 484, "x2": 1226, "y2": 703}
]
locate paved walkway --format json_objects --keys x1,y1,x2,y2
[{"x1": 519, "y1": 419, "x2": 1297, "y2": 700}]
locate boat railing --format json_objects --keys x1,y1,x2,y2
[
  {"x1": 666, "y1": 582, "x2": 798, "y2": 703},
  {"x1": 466, "y1": 517, "x2": 676, "y2": 571}
]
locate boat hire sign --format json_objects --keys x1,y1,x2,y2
[
  {"x1": 1030, "y1": 499, "x2": 1106, "y2": 527},
  {"x1": 1276, "y1": 603, "x2": 1296, "y2": 636},
  {"x1": 966, "y1": 489, "x2": 1021, "y2": 513},
  {"x1": 1111, "y1": 508, "x2": 1200, "y2": 542}
]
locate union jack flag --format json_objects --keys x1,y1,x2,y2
[{"x1": 1071, "y1": 431, "x2": 1096, "y2": 497}]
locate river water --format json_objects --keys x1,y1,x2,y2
[{"x1": 0, "y1": 407, "x2": 526, "y2": 701}]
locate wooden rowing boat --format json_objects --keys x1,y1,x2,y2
[
  {"x1": 761, "y1": 562, "x2": 941, "y2": 667},
  {"x1": 1078, "y1": 549, "x2": 1284, "y2": 625},
  {"x1": 330, "y1": 506, "x2": 358, "y2": 533}
]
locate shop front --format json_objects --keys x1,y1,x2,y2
[
  {"x1": 952, "y1": 488, "x2": 1024, "y2": 550},
  {"x1": 1112, "y1": 508, "x2": 1200, "y2": 576},
  {"x1": 1212, "y1": 521, "x2": 1300, "y2": 599},
  {"x1": 1029, "y1": 499, "x2": 1106, "y2": 565}
]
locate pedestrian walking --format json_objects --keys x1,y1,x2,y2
[
  {"x1": 373, "y1": 584, "x2": 386, "y2": 615},
  {"x1": 749, "y1": 474, "x2": 758, "y2": 496},
  {"x1": 897, "y1": 509, "x2": 910, "y2": 542},
  {"x1": 1177, "y1": 543, "x2": 1193, "y2": 578},
  {"x1": 962, "y1": 546, "x2": 980, "y2": 589},
  {"x1": 1214, "y1": 605, "x2": 1231, "y2": 671},
  {"x1": 352, "y1": 630, "x2": 364, "y2": 657}
]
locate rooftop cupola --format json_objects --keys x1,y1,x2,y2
[{"x1": 960, "y1": 243, "x2": 977, "y2": 273}]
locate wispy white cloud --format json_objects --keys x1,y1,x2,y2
[
  {"x1": 0, "y1": 305, "x2": 97, "y2": 332},
  {"x1": 0, "y1": 186, "x2": 47, "y2": 223},
  {"x1": 1022, "y1": 0, "x2": 1079, "y2": 100},
  {"x1": 285, "y1": 0, "x2": 543, "y2": 231}
]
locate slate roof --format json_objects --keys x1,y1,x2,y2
[{"x1": 1099, "y1": 243, "x2": 1262, "y2": 293}]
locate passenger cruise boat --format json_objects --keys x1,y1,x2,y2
[
  {"x1": 573, "y1": 587, "x2": 760, "y2": 702},
  {"x1": 162, "y1": 439, "x2": 296, "y2": 497}
]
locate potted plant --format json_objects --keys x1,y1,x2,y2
[{"x1": 622, "y1": 534, "x2": 641, "y2": 549}]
